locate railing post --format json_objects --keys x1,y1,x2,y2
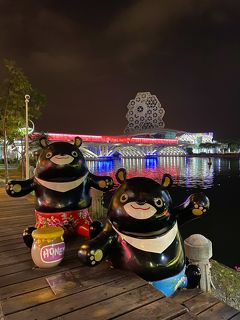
[
  {"x1": 184, "y1": 234, "x2": 213, "y2": 292},
  {"x1": 89, "y1": 189, "x2": 107, "y2": 220}
]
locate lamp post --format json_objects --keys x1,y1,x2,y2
[{"x1": 25, "y1": 94, "x2": 30, "y2": 179}]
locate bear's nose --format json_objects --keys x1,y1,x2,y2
[{"x1": 136, "y1": 201, "x2": 146, "y2": 205}]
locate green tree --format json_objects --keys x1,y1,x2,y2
[
  {"x1": 218, "y1": 138, "x2": 240, "y2": 153},
  {"x1": 199, "y1": 142, "x2": 220, "y2": 152},
  {"x1": 186, "y1": 147, "x2": 193, "y2": 155},
  {"x1": 228, "y1": 143, "x2": 240, "y2": 153},
  {"x1": 0, "y1": 59, "x2": 46, "y2": 182}
]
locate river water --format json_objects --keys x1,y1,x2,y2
[{"x1": 87, "y1": 156, "x2": 240, "y2": 269}]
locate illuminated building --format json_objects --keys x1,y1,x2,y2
[{"x1": 0, "y1": 92, "x2": 225, "y2": 160}]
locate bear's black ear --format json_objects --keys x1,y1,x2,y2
[
  {"x1": 39, "y1": 136, "x2": 48, "y2": 148},
  {"x1": 74, "y1": 137, "x2": 82, "y2": 147},
  {"x1": 116, "y1": 168, "x2": 127, "y2": 184},
  {"x1": 161, "y1": 174, "x2": 173, "y2": 188}
]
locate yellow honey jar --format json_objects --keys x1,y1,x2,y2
[{"x1": 31, "y1": 227, "x2": 65, "y2": 268}]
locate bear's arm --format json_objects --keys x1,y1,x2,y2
[
  {"x1": 78, "y1": 219, "x2": 116, "y2": 266},
  {"x1": 88, "y1": 172, "x2": 114, "y2": 192},
  {"x1": 173, "y1": 192, "x2": 210, "y2": 226},
  {"x1": 6, "y1": 178, "x2": 35, "y2": 197}
]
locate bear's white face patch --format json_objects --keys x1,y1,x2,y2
[
  {"x1": 50, "y1": 155, "x2": 74, "y2": 165},
  {"x1": 123, "y1": 202, "x2": 156, "y2": 219}
]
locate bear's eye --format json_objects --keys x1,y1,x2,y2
[
  {"x1": 46, "y1": 152, "x2": 52, "y2": 159},
  {"x1": 154, "y1": 198, "x2": 163, "y2": 208},
  {"x1": 120, "y1": 193, "x2": 128, "y2": 203},
  {"x1": 71, "y1": 151, "x2": 78, "y2": 157}
]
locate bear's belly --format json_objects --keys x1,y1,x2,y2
[
  {"x1": 109, "y1": 233, "x2": 185, "y2": 282},
  {"x1": 34, "y1": 184, "x2": 91, "y2": 212}
]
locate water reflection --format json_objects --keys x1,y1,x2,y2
[
  {"x1": 87, "y1": 156, "x2": 215, "y2": 189},
  {"x1": 87, "y1": 159, "x2": 114, "y2": 174}
]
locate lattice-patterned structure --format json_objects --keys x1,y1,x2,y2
[
  {"x1": 124, "y1": 92, "x2": 165, "y2": 135},
  {"x1": 178, "y1": 132, "x2": 213, "y2": 145}
]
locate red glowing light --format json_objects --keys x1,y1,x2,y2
[{"x1": 32, "y1": 132, "x2": 178, "y2": 145}]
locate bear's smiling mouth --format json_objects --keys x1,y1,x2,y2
[
  {"x1": 123, "y1": 202, "x2": 156, "y2": 219},
  {"x1": 130, "y1": 205, "x2": 150, "y2": 210},
  {"x1": 55, "y1": 156, "x2": 69, "y2": 159},
  {"x1": 50, "y1": 155, "x2": 74, "y2": 165}
]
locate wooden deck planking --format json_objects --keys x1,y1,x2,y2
[
  {"x1": 0, "y1": 188, "x2": 240, "y2": 320},
  {"x1": 113, "y1": 298, "x2": 187, "y2": 320},
  {"x1": 0, "y1": 234, "x2": 25, "y2": 241},
  {"x1": 0, "y1": 243, "x2": 30, "y2": 253},
  {"x1": 197, "y1": 301, "x2": 240, "y2": 319},
  {"x1": 172, "y1": 290, "x2": 240, "y2": 319},
  {"x1": 2, "y1": 269, "x2": 131, "y2": 316},
  {"x1": 4, "y1": 279, "x2": 156, "y2": 320},
  {"x1": 0, "y1": 263, "x2": 121, "y2": 299},
  {"x1": 182, "y1": 292, "x2": 220, "y2": 314},
  {"x1": 50, "y1": 286, "x2": 164, "y2": 320},
  {"x1": 173, "y1": 313, "x2": 198, "y2": 320}
]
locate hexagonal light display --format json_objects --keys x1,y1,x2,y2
[{"x1": 124, "y1": 92, "x2": 165, "y2": 135}]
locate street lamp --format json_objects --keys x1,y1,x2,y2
[{"x1": 25, "y1": 94, "x2": 30, "y2": 179}]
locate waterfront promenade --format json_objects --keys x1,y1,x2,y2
[{"x1": 0, "y1": 188, "x2": 240, "y2": 319}]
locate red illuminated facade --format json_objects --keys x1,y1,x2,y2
[{"x1": 31, "y1": 132, "x2": 178, "y2": 145}]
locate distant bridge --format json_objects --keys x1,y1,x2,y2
[{"x1": 32, "y1": 132, "x2": 187, "y2": 158}]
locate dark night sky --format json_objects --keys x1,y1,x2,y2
[{"x1": 1, "y1": 0, "x2": 240, "y2": 140}]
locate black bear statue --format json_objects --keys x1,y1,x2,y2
[
  {"x1": 78, "y1": 168, "x2": 210, "y2": 297},
  {"x1": 6, "y1": 136, "x2": 114, "y2": 247}
]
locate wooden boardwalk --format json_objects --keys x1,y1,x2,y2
[{"x1": 0, "y1": 188, "x2": 240, "y2": 320}]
